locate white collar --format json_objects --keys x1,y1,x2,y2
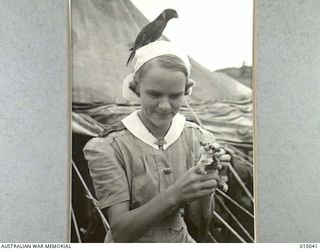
[{"x1": 122, "y1": 110, "x2": 186, "y2": 150}]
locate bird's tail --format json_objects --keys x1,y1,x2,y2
[{"x1": 126, "y1": 50, "x2": 136, "y2": 66}]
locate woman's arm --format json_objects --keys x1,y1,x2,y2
[{"x1": 105, "y1": 164, "x2": 219, "y2": 242}]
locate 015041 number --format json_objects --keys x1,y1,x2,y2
[{"x1": 300, "y1": 244, "x2": 318, "y2": 248}]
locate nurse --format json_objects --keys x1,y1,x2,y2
[{"x1": 83, "y1": 41, "x2": 230, "y2": 243}]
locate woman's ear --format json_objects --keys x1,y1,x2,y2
[
  {"x1": 129, "y1": 80, "x2": 140, "y2": 97},
  {"x1": 185, "y1": 79, "x2": 195, "y2": 95}
]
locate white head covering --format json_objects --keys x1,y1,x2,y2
[
  {"x1": 134, "y1": 40, "x2": 191, "y2": 75},
  {"x1": 122, "y1": 41, "x2": 192, "y2": 101}
]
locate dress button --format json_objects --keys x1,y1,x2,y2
[{"x1": 163, "y1": 168, "x2": 172, "y2": 175}]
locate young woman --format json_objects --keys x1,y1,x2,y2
[{"x1": 83, "y1": 41, "x2": 230, "y2": 243}]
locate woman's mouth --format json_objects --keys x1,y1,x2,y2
[{"x1": 155, "y1": 112, "x2": 171, "y2": 118}]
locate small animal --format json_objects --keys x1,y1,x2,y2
[{"x1": 126, "y1": 9, "x2": 178, "y2": 66}]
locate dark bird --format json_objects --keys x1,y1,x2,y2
[{"x1": 126, "y1": 8, "x2": 178, "y2": 66}]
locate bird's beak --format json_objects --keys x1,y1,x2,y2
[{"x1": 162, "y1": 10, "x2": 178, "y2": 20}]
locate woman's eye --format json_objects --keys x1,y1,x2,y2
[
  {"x1": 148, "y1": 93, "x2": 161, "y2": 98},
  {"x1": 170, "y1": 94, "x2": 183, "y2": 99}
]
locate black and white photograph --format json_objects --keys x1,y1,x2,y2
[
  {"x1": 3, "y1": 0, "x2": 320, "y2": 244},
  {"x1": 71, "y1": 0, "x2": 254, "y2": 243}
]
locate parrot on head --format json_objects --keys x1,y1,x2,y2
[{"x1": 126, "y1": 8, "x2": 178, "y2": 66}]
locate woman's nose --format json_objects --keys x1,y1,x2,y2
[{"x1": 157, "y1": 97, "x2": 171, "y2": 110}]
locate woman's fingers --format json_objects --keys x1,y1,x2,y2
[
  {"x1": 211, "y1": 142, "x2": 221, "y2": 149},
  {"x1": 220, "y1": 176, "x2": 228, "y2": 183},
  {"x1": 199, "y1": 172, "x2": 220, "y2": 181},
  {"x1": 219, "y1": 154, "x2": 231, "y2": 162},
  {"x1": 220, "y1": 162, "x2": 229, "y2": 169},
  {"x1": 214, "y1": 148, "x2": 225, "y2": 157},
  {"x1": 185, "y1": 172, "x2": 219, "y2": 191},
  {"x1": 187, "y1": 182, "x2": 218, "y2": 201},
  {"x1": 193, "y1": 164, "x2": 207, "y2": 175},
  {"x1": 198, "y1": 169, "x2": 207, "y2": 175},
  {"x1": 200, "y1": 178, "x2": 218, "y2": 190},
  {"x1": 194, "y1": 188, "x2": 215, "y2": 198}
]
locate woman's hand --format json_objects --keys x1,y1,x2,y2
[
  {"x1": 214, "y1": 147, "x2": 231, "y2": 168},
  {"x1": 169, "y1": 163, "x2": 221, "y2": 205},
  {"x1": 213, "y1": 147, "x2": 231, "y2": 183},
  {"x1": 106, "y1": 162, "x2": 221, "y2": 242}
]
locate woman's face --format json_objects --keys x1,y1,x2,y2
[{"x1": 137, "y1": 65, "x2": 186, "y2": 130}]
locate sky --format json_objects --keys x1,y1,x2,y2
[{"x1": 130, "y1": 0, "x2": 253, "y2": 71}]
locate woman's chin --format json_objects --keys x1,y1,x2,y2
[{"x1": 151, "y1": 117, "x2": 172, "y2": 128}]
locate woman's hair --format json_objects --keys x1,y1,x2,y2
[{"x1": 129, "y1": 55, "x2": 193, "y2": 96}]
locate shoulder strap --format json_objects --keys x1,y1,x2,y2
[{"x1": 99, "y1": 122, "x2": 126, "y2": 138}]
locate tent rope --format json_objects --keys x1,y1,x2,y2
[
  {"x1": 72, "y1": 160, "x2": 110, "y2": 232},
  {"x1": 208, "y1": 231, "x2": 218, "y2": 243},
  {"x1": 71, "y1": 206, "x2": 82, "y2": 243},
  {"x1": 216, "y1": 189, "x2": 254, "y2": 218},
  {"x1": 216, "y1": 195, "x2": 254, "y2": 242},
  {"x1": 213, "y1": 211, "x2": 246, "y2": 243},
  {"x1": 224, "y1": 146, "x2": 253, "y2": 176},
  {"x1": 227, "y1": 163, "x2": 253, "y2": 201}
]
